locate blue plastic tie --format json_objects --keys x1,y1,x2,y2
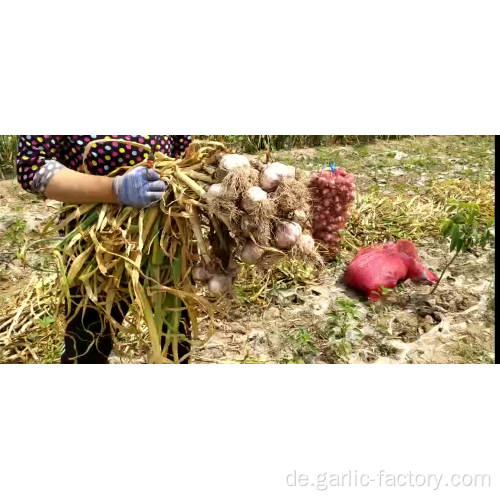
[{"x1": 329, "y1": 162, "x2": 336, "y2": 174}]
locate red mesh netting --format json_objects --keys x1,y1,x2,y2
[{"x1": 310, "y1": 168, "x2": 355, "y2": 254}]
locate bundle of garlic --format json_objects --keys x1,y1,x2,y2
[
  {"x1": 50, "y1": 140, "x2": 321, "y2": 363},
  {"x1": 200, "y1": 153, "x2": 321, "y2": 272}
]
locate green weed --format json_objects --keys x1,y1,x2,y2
[
  {"x1": 281, "y1": 326, "x2": 319, "y2": 363},
  {"x1": 432, "y1": 201, "x2": 495, "y2": 293},
  {"x1": 36, "y1": 315, "x2": 56, "y2": 329},
  {"x1": 4, "y1": 218, "x2": 27, "y2": 246},
  {"x1": 319, "y1": 297, "x2": 364, "y2": 363},
  {"x1": 0, "y1": 135, "x2": 17, "y2": 179}
]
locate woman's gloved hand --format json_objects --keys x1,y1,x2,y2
[{"x1": 112, "y1": 166, "x2": 167, "y2": 208}]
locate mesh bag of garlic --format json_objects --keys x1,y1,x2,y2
[
  {"x1": 52, "y1": 140, "x2": 322, "y2": 363},
  {"x1": 309, "y1": 168, "x2": 356, "y2": 254}
]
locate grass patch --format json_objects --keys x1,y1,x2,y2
[
  {"x1": 0, "y1": 135, "x2": 17, "y2": 180},
  {"x1": 344, "y1": 174, "x2": 494, "y2": 249},
  {"x1": 234, "y1": 257, "x2": 321, "y2": 306},
  {"x1": 344, "y1": 191, "x2": 445, "y2": 247},
  {"x1": 202, "y1": 136, "x2": 410, "y2": 153},
  {"x1": 3, "y1": 217, "x2": 27, "y2": 246},
  {"x1": 280, "y1": 297, "x2": 364, "y2": 364},
  {"x1": 279, "y1": 326, "x2": 319, "y2": 364},
  {"x1": 0, "y1": 276, "x2": 62, "y2": 364},
  {"x1": 318, "y1": 297, "x2": 364, "y2": 363},
  {"x1": 449, "y1": 335, "x2": 494, "y2": 364},
  {"x1": 426, "y1": 179, "x2": 494, "y2": 224}
]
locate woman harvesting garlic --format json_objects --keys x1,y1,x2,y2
[
  {"x1": 17, "y1": 135, "x2": 191, "y2": 363},
  {"x1": 17, "y1": 140, "x2": 324, "y2": 364}
]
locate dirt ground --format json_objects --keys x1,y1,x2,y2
[
  {"x1": 192, "y1": 247, "x2": 494, "y2": 364},
  {"x1": 0, "y1": 135, "x2": 495, "y2": 363}
]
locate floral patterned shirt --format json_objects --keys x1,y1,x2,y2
[{"x1": 16, "y1": 135, "x2": 192, "y2": 193}]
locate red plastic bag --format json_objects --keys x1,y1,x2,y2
[{"x1": 344, "y1": 240, "x2": 438, "y2": 301}]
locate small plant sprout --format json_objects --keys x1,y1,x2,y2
[
  {"x1": 370, "y1": 285, "x2": 393, "y2": 300},
  {"x1": 36, "y1": 316, "x2": 56, "y2": 329},
  {"x1": 327, "y1": 297, "x2": 362, "y2": 335},
  {"x1": 431, "y1": 201, "x2": 495, "y2": 294}
]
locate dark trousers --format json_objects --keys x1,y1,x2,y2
[{"x1": 61, "y1": 300, "x2": 191, "y2": 364}]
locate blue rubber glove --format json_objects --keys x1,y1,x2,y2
[{"x1": 112, "y1": 166, "x2": 167, "y2": 208}]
